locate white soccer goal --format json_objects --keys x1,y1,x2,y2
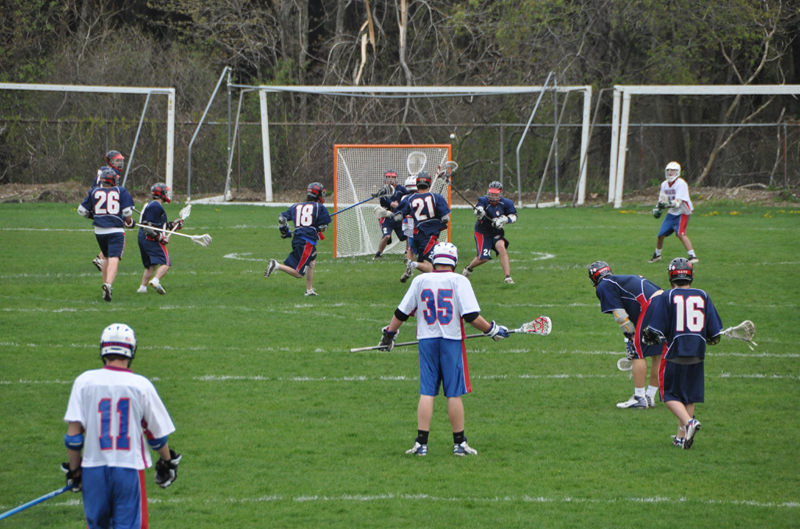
[{"x1": 333, "y1": 144, "x2": 451, "y2": 258}]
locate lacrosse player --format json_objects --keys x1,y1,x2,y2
[
  {"x1": 78, "y1": 168, "x2": 135, "y2": 302},
  {"x1": 462, "y1": 181, "x2": 518, "y2": 284},
  {"x1": 379, "y1": 242, "x2": 510, "y2": 456},
  {"x1": 393, "y1": 171, "x2": 451, "y2": 283},
  {"x1": 90, "y1": 150, "x2": 126, "y2": 272},
  {"x1": 649, "y1": 162, "x2": 698, "y2": 264},
  {"x1": 62, "y1": 323, "x2": 181, "y2": 528},
  {"x1": 588, "y1": 261, "x2": 664, "y2": 409},
  {"x1": 400, "y1": 175, "x2": 418, "y2": 262},
  {"x1": 373, "y1": 170, "x2": 409, "y2": 259},
  {"x1": 643, "y1": 258, "x2": 722, "y2": 449},
  {"x1": 264, "y1": 182, "x2": 332, "y2": 296},
  {"x1": 137, "y1": 183, "x2": 182, "y2": 295}
]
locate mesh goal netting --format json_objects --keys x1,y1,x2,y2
[{"x1": 333, "y1": 144, "x2": 452, "y2": 258}]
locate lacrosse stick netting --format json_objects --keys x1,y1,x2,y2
[
  {"x1": 722, "y1": 320, "x2": 757, "y2": 350},
  {"x1": 407, "y1": 151, "x2": 427, "y2": 177},
  {"x1": 512, "y1": 316, "x2": 552, "y2": 336}
]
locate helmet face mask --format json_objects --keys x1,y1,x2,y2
[
  {"x1": 151, "y1": 182, "x2": 172, "y2": 203},
  {"x1": 487, "y1": 181, "x2": 503, "y2": 204},
  {"x1": 588, "y1": 260, "x2": 612, "y2": 287},
  {"x1": 100, "y1": 323, "x2": 138, "y2": 363},
  {"x1": 416, "y1": 171, "x2": 431, "y2": 190},
  {"x1": 106, "y1": 150, "x2": 125, "y2": 171},
  {"x1": 404, "y1": 176, "x2": 417, "y2": 192},
  {"x1": 665, "y1": 161, "x2": 681, "y2": 183},
  {"x1": 98, "y1": 168, "x2": 120, "y2": 187},
  {"x1": 432, "y1": 242, "x2": 458, "y2": 268},
  {"x1": 384, "y1": 171, "x2": 398, "y2": 186},
  {"x1": 307, "y1": 182, "x2": 326, "y2": 203},
  {"x1": 668, "y1": 257, "x2": 693, "y2": 284}
]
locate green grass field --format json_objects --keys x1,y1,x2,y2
[{"x1": 1, "y1": 201, "x2": 798, "y2": 528}]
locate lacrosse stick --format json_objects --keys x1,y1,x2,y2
[
  {"x1": 143, "y1": 224, "x2": 212, "y2": 247},
  {"x1": 332, "y1": 185, "x2": 395, "y2": 217},
  {"x1": 166, "y1": 204, "x2": 193, "y2": 237},
  {"x1": 407, "y1": 151, "x2": 427, "y2": 177},
  {"x1": 0, "y1": 485, "x2": 70, "y2": 521},
  {"x1": 350, "y1": 316, "x2": 552, "y2": 352},
  {"x1": 721, "y1": 320, "x2": 757, "y2": 350},
  {"x1": 617, "y1": 358, "x2": 633, "y2": 372}
]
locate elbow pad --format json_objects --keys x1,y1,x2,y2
[
  {"x1": 507, "y1": 214, "x2": 517, "y2": 224},
  {"x1": 613, "y1": 309, "x2": 635, "y2": 335},
  {"x1": 148, "y1": 435, "x2": 169, "y2": 450},
  {"x1": 64, "y1": 433, "x2": 85, "y2": 450},
  {"x1": 394, "y1": 309, "x2": 410, "y2": 322}
]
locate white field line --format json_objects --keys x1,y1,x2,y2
[{"x1": 4, "y1": 493, "x2": 797, "y2": 511}]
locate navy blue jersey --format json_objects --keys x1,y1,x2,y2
[
  {"x1": 379, "y1": 185, "x2": 409, "y2": 211},
  {"x1": 396, "y1": 191, "x2": 450, "y2": 237},
  {"x1": 595, "y1": 274, "x2": 663, "y2": 324},
  {"x1": 80, "y1": 186, "x2": 135, "y2": 229},
  {"x1": 281, "y1": 201, "x2": 332, "y2": 245},
  {"x1": 474, "y1": 196, "x2": 517, "y2": 233},
  {"x1": 647, "y1": 287, "x2": 723, "y2": 361},
  {"x1": 138, "y1": 200, "x2": 168, "y2": 239}
]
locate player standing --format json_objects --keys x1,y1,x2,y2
[
  {"x1": 400, "y1": 175, "x2": 417, "y2": 262},
  {"x1": 137, "y1": 183, "x2": 182, "y2": 295},
  {"x1": 649, "y1": 162, "x2": 699, "y2": 264},
  {"x1": 91, "y1": 150, "x2": 126, "y2": 272},
  {"x1": 643, "y1": 258, "x2": 722, "y2": 449},
  {"x1": 378, "y1": 242, "x2": 509, "y2": 456},
  {"x1": 394, "y1": 171, "x2": 451, "y2": 283},
  {"x1": 264, "y1": 182, "x2": 332, "y2": 296},
  {"x1": 462, "y1": 181, "x2": 518, "y2": 284},
  {"x1": 62, "y1": 323, "x2": 181, "y2": 528},
  {"x1": 78, "y1": 168, "x2": 135, "y2": 302},
  {"x1": 373, "y1": 170, "x2": 408, "y2": 259},
  {"x1": 588, "y1": 261, "x2": 664, "y2": 409}
]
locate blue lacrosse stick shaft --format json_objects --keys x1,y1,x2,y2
[
  {"x1": 0, "y1": 485, "x2": 71, "y2": 520},
  {"x1": 331, "y1": 195, "x2": 380, "y2": 217}
]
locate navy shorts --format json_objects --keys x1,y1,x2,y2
[
  {"x1": 411, "y1": 234, "x2": 439, "y2": 263},
  {"x1": 380, "y1": 217, "x2": 406, "y2": 243},
  {"x1": 661, "y1": 360, "x2": 704, "y2": 404},
  {"x1": 285, "y1": 238, "x2": 316, "y2": 276},
  {"x1": 473, "y1": 230, "x2": 508, "y2": 261},
  {"x1": 657, "y1": 213, "x2": 690, "y2": 238},
  {"x1": 82, "y1": 466, "x2": 147, "y2": 529},
  {"x1": 418, "y1": 337, "x2": 470, "y2": 397},
  {"x1": 138, "y1": 230, "x2": 171, "y2": 268},
  {"x1": 96, "y1": 232, "x2": 125, "y2": 259}
]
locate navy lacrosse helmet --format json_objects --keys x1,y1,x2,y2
[
  {"x1": 151, "y1": 182, "x2": 172, "y2": 203},
  {"x1": 98, "y1": 168, "x2": 120, "y2": 187},
  {"x1": 588, "y1": 261, "x2": 612, "y2": 287},
  {"x1": 105, "y1": 150, "x2": 125, "y2": 171},
  {"x1": 384, "y1": 170, "x2": 398, "y2": 185},
  {"x1": 307, "y1": 182, "x2": 326, "y2": 203},
  {"x1": 487, "y1": 181, "x2": 503, "y2": 203},
  {"x1": 416, "y1": 171, "x2": 432, "y2": 189},
  {"x1": 668, "y1": 257, "x2": 693, "y2": 284}
]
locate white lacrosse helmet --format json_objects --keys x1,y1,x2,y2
[
  {"x1": 665, "y1": 161, "x2": 681, "y2": 183},
  {"x1": 404, "y1": 176, "x2": 417, "y2": 192},
  {"x1": 432, "y1": 242, "x2": 458, "y2": 268},
  {"x1": 100, "y1": 323, "x2": 138, "y2": 361}
]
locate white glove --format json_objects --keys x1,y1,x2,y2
[
  {"x1": 486, "y1": 321, "x2": 510, "y2": 342},
  {"x1": 492, "y1": 215, "x2": 508, "y2": 229},
  {"x1": 474, "y1": 206, "x2": 486, "y2": 219},
  {"x1": 373, "y1": 206, "x2": 393, "y2": 218}
]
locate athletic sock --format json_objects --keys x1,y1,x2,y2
[
  {"x1": 634, "y1": 387, "x2": 646, "y2": 398},
  {"x1": 410, "y1": 262, "x2": 419, "y2": 269},
  {"x1": 416, "y1": 430, "x2": 429, "y2": 445},
  {"x1": 646, "y1": 386, "x2": 658, "y2": 400},
  {"x1": 688, "y1": 250, "x2": 696, "y2": 257},
  {"x1": 453, "y1": 431, "x2": 465, "y2": 445},
  {"x1": 654, "y1": 249, "x2": 662, "y2": 257}
]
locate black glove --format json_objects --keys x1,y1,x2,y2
[
  {"x1": 624, "y1": 332, "x2": 637, "y2": 360},
  {"x1": 280, "y1": 226, "x2": 292, "y2": 239},
  {"x1": 652, "y1": 207, "x2": 662, "y2": 219},
  {"x1": 61, "y1": 462, "x2": 82, "y2": 492},
  {"x1": 154, "y1": 449, "x2": 182, "y2": 489},
  {"x1": 642, "y1": 327, "x2": 661, "y2": 346},
  {"x1": 379, "y1": 326, "x2": 397, "y2": 351}
]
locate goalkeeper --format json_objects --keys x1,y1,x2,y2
[
  {"x1": 373, "y1": 170, "x2": 409, "y2": 259},
  {"x1": 461, "y1": 181, "x2": 518, "y2": 284},
  {"x1": 648, "y1": 162, "x2": 698, "y2": 264}
]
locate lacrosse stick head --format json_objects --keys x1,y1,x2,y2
[
  {"x1": 178, "y1": 204, "x2": 192, "y2": 221},
  {"x1": 407, "y1": 151, "x2": 427, "y2": 177},
  {"x1": 191, "y1": 234, "x2": 212, "y2": 247},
  {"x1": 617, "y1": 357, "x2": 633, "y2": 372},
  {"x1": 519, "y1": 316, "x2": 552, "y2": 336},
  {"x1": 723, "y1": 320, "x2": 757, "y2": 349}
]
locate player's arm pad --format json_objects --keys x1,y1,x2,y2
[
  {"x1": 507, "y1": 213, "x2": 517, "y2": 224},
  {"x1": 148, "y1": 435, "x2": 169, "y2": 450},
  {"x1": 463, "y1": 312, "x2": 480, "y2": 323},
  {"x1": 394, "y1": 309, "x2": 410, "y2": 322},
  {"x1": 64, "y1": 433, "x2": 85, "y2": 450},
  {"x1": 707, "y1": 334, "x2": 721, "y2": 346},
  {"x1": 613, "y1": 309, "x2": 636, "y2": 335}
]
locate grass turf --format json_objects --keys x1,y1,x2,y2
[{"x1": 0, "y1": 201, "x2": 798, "y2": 528}]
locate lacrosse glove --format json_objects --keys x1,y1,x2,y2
[
  {"x1": 474, "y1": 206, "x2": 486, "y2": 219},
  {"x1": 641, "y1": 327, "x2": 661, "y2": 346},
  {"x1": 154, "y1": 450, "x2": 182, "y2": 489},
  {"x1": 280, "y1": 226, "x2": 292, "y2": 239},
  {"x1": 486, "y1": 321, "x2": 510, "y2": 342},
  {"x1": 379, "y1": 326, "x2": 398, "y2": 351},
  {"x1": 61, "y1": 462, "x2": 82, "y2": 493},
  {"x1": 652, "y1": 207, "x2": 662, "y2": 219},
  {"x1": 624, "y1": 333, "x2": 637, "y2": 360},
  {"x1": 492, "y1": 215, "x2": 508, "y2": 229}
]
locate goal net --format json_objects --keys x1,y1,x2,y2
[{"x1": 333, "y1": 144, "x2": 452, "y2": 258}]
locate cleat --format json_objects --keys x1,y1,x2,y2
[
  {"x1": 462, "y1": 267, "x2": 472, "y2": 278},
  {"x1": 373, "y1": 252, "x2": 382, "y2": 260},
  {"x1": 504, "y1": 275, "x2": 514, "y2": 284},
  {"x1": 405, "y1": 442, "x2": 428, "y2": 456},
  {"x1": 687, "y1": 255, "x2": 699, "y2": 264},
  {"x1": 684, "y1": 419, "x2": 701, "y2": 449},
  {"x1": 671, "y1": 435, "x2": 685, "y2": 448},
  {"x1": 264, "y1": 259, "x2": 279, "y2": 278},
  {"x1": 304, "y1": 288, "x2": 318, "y2": 296},
  {"x1": 400, "y1": 259, "x2": 415, "y2": 283},
  {"x1": 453, "y1": 441, "x2": 477, "y2": 456},
  {"x1": 102, "y1": 283, "x2": 113, "y2": 302},
  {"x1": 92, "y1": 257, "x2": 104, "y2": 271},
  {"x1": 616, "y1": 395, "x2": 649, "y2": 409},
  {"x1": 646, "y1": 395, "x2": 656, "y2": 408},
  {"x1": 148, "y1": 279, "x2": 166, "y2": 295},
  {"x1": 648, "y1": 253, "x2": 662, "y2": 263},
  {"x1": 137, "y1": 286, "x2": 148, "y2": 293}
]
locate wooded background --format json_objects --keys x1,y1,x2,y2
[{"x1": 1, "y1": 0, "x2": 799, "y2": 198}]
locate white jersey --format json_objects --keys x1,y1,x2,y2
[
  {"x1": 397, "y1": 270, "x2": 481, "y2": 341},
  {"x1": 660, "y1": 178, "x2": 693, "y2": 215},
  {"x1": 64, "y1": 366, "x2": 176, "y2": 470}
]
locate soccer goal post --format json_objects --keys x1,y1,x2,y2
[{"x1": 333, "y1": 144, "x2": 452, "y2": 258}]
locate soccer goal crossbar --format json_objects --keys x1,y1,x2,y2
[{"x1": 608, "y1": 84, "x2": 800, "y2": 208}]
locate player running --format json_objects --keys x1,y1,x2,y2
[
  {"x1": 90, "y1": 150, "x2": 126, "y2": 272},
  {"x1": 393, "y1": 171, "x2": 451, "y2": 283},
  {"x1": 373, "y1": 170, "x2": 408, "y2": 259},
  {"x1": 137, "y1": 183, "x2": 183, "y2": 295},
  {"x1": 378, "y1": 242, "x2": 510, "y2": 456},
  {"x1": 462, "y1": 181, "x2": 518, "y2": 284},
  {"x1": 62, "y1": 323, "x2": 181, "y2": 528},
  {"x1": 264, "y1": 182, "x2": 332, "y2": 296},
  {"x1": 643, "y1": 258, "x2": 723, "y2": 449},
  {"x1": 588, "y1": 261, "x2": 664, "y2": 409},
  {"x1": 78, "y1": 168, "x2": 135, "y2": 302},
  {"x1": 649, "y1": 161, "x2": 699, "y2": 264}
]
